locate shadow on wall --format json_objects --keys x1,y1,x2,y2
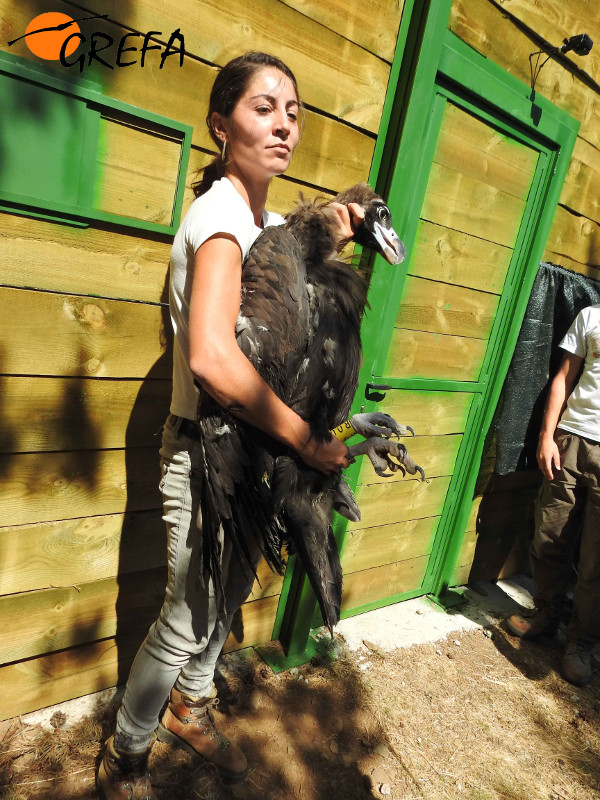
[{"x1": 115, "y1": 268, "x2": 172, "y2": 686}]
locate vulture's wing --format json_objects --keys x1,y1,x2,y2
[
  {"x1": 196, "y1": 225, "x2": 312, "y2": 600},
  {"x1": 237, "y1": 226, "x2": 311, "y2": 402}
]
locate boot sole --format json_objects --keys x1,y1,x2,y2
[{"x1": 156, "y1": 723, "x2": 248, "y2": 784}]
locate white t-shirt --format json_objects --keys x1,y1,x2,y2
[
  {"x1": 557, "y1": 304, "x2": 600, "y2": 442},
  {"x1": 169, "y1": 177, "x2": 284, "y2": 419}
]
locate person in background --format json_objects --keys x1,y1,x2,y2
[{"x1": 507, "y1": 304, "x2": 600, "y2": 686}]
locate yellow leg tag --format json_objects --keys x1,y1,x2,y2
[{"x1": 330, "y1": 419, "x2": 357, "y2": 442}]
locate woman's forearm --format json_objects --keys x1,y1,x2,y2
[{"x1": 192, "y1": 342, "x2": 311, "y2": 452}]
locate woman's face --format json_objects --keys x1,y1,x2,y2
[{"x1": 215, "y1": 67, "x2": 300, "y2": 182}]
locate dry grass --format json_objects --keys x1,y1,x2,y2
[{"x1": 0, "y1": 625, "x2": 598, "y2": 800}]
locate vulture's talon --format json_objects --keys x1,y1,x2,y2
[{"x1": 347, "y1": 434, "x2": 425, "y2": 481}]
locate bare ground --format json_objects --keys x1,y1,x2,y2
[{"x1": 1, "y1": 624, "x2": 599, "y2": 800}]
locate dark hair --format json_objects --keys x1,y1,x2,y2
[{"x1": 192, "y1": 52, "x2": 300, "y2": 198}]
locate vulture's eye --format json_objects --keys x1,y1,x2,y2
[{"x1": 377, "y1": 206, "x2": 390, "y2": 222}]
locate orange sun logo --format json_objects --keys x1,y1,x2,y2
[{"x1": 23, "y1": 12, "x2": 81, "y2": 61}]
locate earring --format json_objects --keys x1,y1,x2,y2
[{"x1": 221, "y1": 140, "x2": 227, "y2": 163}]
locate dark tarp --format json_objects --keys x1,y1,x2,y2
[{"x1": 495, "y1": 262, "x2": 600, "y2": 475}]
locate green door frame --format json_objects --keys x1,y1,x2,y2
[{"x1": 261, "y1": 0, "x2": 578, "y2": 669}]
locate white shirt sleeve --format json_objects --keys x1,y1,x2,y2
[
  {"x1": 559, "y1": 309, "x2": 588, "y2": 359},
  {"x1": 183, "y1": 186, "x2": 256, "y2": 260}
]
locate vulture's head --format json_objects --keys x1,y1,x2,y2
[{"x1": 333, "y1": 183, "x2": 406, "y2": 265}]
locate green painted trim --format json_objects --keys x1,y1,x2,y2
[
  {"x1": 425, "y1": 588, "x2": 467, "y2": 610},
  {"x1": 0, "y1": 51, "x2": 192, "y2": 234},
  {"x1": 173, "y1": 125, "x2": 193, "y2": 228},
  {"x1": 368, "y1": 378, "x2": 487, "y2": 394},
  {"x1": 270, "y1": 554, "x2": 298, "y2": 641},
  {"x1": 368, "y1": 0, "x2": 417, "y2": 187},
  {"x1": 78, "y1": 107, "x2": 101, "y2": 209},
  {"x1": 0, "y1": 190, "x2": 178, "y2": 235},
  {"x1": 255, "y1": 634, "x2": 322, "y2": 673},
  {"x1": 0, "y1": 204, "x2": 88, "y2": 227},
  {"x1": 439, "y1": 33, "x2": 580, "y2": 140},
  {"x1": 339, "y1": 586, "x2": 426, "y2": 620}
]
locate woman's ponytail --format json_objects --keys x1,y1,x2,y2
[{"x1": 191, "y1": 155, "x2": 227, "y2": 198}]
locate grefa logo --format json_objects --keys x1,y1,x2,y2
[{"x1": 8, "y1": 12, "x2": 185, "y2": 73}]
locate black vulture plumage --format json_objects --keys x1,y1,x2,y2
[{"x1": 196, "y1": 183, "x2": 422, "y2": 631}]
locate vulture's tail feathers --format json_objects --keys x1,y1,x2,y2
[{"x1": 281, "y1": 486, "x2": 343, "y2": 633}]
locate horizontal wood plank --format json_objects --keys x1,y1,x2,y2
[
  {"x1": 0, "y1": 287, "x2": 170, "y2": 379},
  {"x1": 0, "y1": 511, "x2": 165, "y2": 595},
  {"x1": 0, "y1": 377, "x2": 171, "y2": 453},
  {"x1": 1, "y1": 568, "x2": 167, "y2": 664},
  {"x1": 543, "y1": 248, "x2": 600, "y2": 279},
  {"x1": 368, "y1": 391, "x2": 474, "y2": 436},
  {"x1": 277, "y1": 0, "x2": 404, "y2": 61},
  {"x1": 357, "y1": 434, "x2": 462, "y2": 485},
  {"x1": 0, "y1": 594, "x2": 278, "y2": 720},
  {"x1": 0, "y1": 508, "x2": 282, "y2": 599},
  {"x1": 386, "y1": 328, "x2": 488, "y2": 381},
  {"x1": 436, "y1": 102, "x2": 538, "y2": 200},
  {"x1": 0, "y1": 558, "x2": 282, "y2": 664},
  {"x1": 350, "y1": 476, "x2": 451, "y2": 530},
  {"x1": 61, "y1": 0, "x2": 389, "y2": 131},
  {"x1": 546, "y1": 205, "x2": 600, "y2": 269},
  {"x1": 422, "y1": 162, "x2": 526, "y2": 247},
  {"x1": 95, "y1": 116, "x2": 181, "y2": 226},
  {"x1": 409, "y1": 220, "x2": 513, "y2": 294},
  {"x1": 341, "y1": 555, "x2": 429, "y2": 611},
  {"x1": 559, "y1": 137, "x2": 600, "y2": 226},
  {"x1": 0, "y1": 448, "x2": 161, "y2": 527},
  {"x1": 0, "y1": 211, "x2": 171, "y2": 303},
  {"x1": 341, "y1": 516, "x2": 439, "y2": 574},
  {"x1": 395, "y1": 276, "x2": 499, "y2": 339}
]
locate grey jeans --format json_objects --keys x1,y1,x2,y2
[
  {"x1": 115, "y1": 415, "x2": 262, "y2": 751},
  {"x1": 531, "y1": 429, "x2": 600, "y2": 645}
]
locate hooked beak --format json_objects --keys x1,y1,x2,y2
[{"x1": 373, "y1": 221, "x2": 406, "y2": 265}]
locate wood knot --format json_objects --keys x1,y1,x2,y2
[{"x1": 78, "y1": 303, "x2": 107, "y2": 331}]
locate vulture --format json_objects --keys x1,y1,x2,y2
[{"x1": 196, "y1": 184, "x2": 424, "y2": 632}]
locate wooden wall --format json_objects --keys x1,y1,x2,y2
[
  {"x1": 0, "y1": 0, "x2": 405, "y2": 719},
  {"x1": 449, "y1": 0, "x2": 600, "y2": 584}
]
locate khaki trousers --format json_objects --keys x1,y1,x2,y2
[{"x1": 531, "y1": 429, "x2": 600, "y2": 645}]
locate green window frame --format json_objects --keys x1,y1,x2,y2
[{"x1": 0, "y1": 50, "x2": 191, "y2": 235}]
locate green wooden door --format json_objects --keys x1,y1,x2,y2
[{"x1": 337, "y1": 31, "x2": 578, "y2": 617}]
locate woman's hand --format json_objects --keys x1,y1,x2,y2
[
  {"x1": 328, "y1": 202, "x2": 365, "y2": 243},
  {"x1": 536, "y1": 433, "x2": 561, "y2": 481},
  {"x1": 296, "y1": 434, "x2": 351, "y2": 474}
]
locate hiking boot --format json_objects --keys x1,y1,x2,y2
[
  {"x1": 96, "y1": 734, "x2": 155, "y2": 800},
  {"x1": 561, "y1": 641, "x2": 595, "y2": 686},
  {"x1": 157, "y1": 685, "x2": 248, "y2": 784},
  {"x1": 506, "y1": 606, "x2": 560, "y2": 639}
]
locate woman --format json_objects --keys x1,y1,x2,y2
[{"x1": 97, "y1": 52, "x2": 360, "y2": 800}]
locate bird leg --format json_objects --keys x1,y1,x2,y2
[
  {"x1": 349, "y1": 412, "x2": 415, "y2": 440},
  {"x1": 348, "y1": 436, "x2": 425, "y2": 480}
]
